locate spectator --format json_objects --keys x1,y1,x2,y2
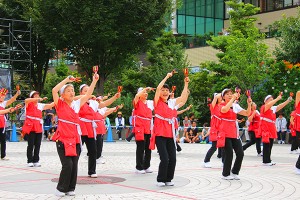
[
  {"x1": 188, "y1": 112, "x2": 195, "y2": 121},
  {"x1": 125, "y1": 113, "x2": 135, "y2": 142},
  {"x1": 199, "y1": 122, "x2": 210, "y2": 144},
  {"x1": 181, "y1": 121, "x2": 199, "y2": 143},
  {"x1": 182, "y1": 116, "x2": 191, "y2": 132},
  {"x1": 43, "y1": 108, "x2": 55, "y2": 139},
  {"x1": 276, "y1": 113, "x2": 287, "y2": 144},
  {"x1": 115, "y1": 111, "x2": 125, "y2": 140}
]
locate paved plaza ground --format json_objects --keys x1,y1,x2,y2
[{"x1": 0, "y1": 140, "x2": 299, "y2": 200}]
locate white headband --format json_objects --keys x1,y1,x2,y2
[
  {"x1": 137, "y1": 87, "x2": 143, "y2": 93},
  {"x1": 29, "y1": 91, "x2": 38, "y2": 98},
  {"x1": 60, "y1": 84, "x2": 74, "y2": 95},
  {"x1": 264, "y1": 95, "x2": 272, "y2": 103},
  {"x1": 221, "y1": 88, "x2": 231, "y2": 97},
  {"x1": 79, "y1": 84, "x2": 88, "y2": 92}
]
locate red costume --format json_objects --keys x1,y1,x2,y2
[
  {"x1": 0, "y1": 101, "x2": 7, "y2": 129},
  {"x1": 290, "y1": 111, "x2": 296, "y2": 136},
  {"x1": 295, "y1": 102, "x2": 300, "y2": 132},
  {"x1": 22, "y1": 102, "x2": 45, "y2": 134},
  {"x1": 78, "y1": 101, "x2": 98, "y2": 139},
  {"x1": 133, "y1": 100, "x2": 153, "y2": 141},
  {"x1": 95, "y1": 108, "x2": 106, "y2": 135},
  {"x1": 259, "y1": 105, "x2": 277, "y2": 143},
  {"x1": 248, "y1": 110, "x2": 261, "y2": 138},
  {"x1": 209, "y1": 103, "x2": 220, "y2": 142}
]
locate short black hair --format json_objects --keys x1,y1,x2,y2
[
  {"x1": 188, "y1": 113, "x2": 195, "y2": 118},
  {"x1": 162, "y1": 84, "x2": 170, "y2": 90}
]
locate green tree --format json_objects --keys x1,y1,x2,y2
[
  {"x1": 24, "y1": 0, "x2": 173, "y2": 94},
  {"x1": 272, "y1": 8, "x2": 300, "y2": 64}
]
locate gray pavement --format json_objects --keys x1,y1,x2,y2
[{"x1": 0, "y1": 140, "x2": 300, "y2": 200}]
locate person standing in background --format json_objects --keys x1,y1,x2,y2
[
  {"x1": 276, "y1": 113, "x2": 287, "y2": 144},
  {"x1": 115, "y1": 112, "x2": 125, "y2": 140}
]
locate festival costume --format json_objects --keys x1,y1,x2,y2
[{"x1": 0, "y1": 101, "x2": 7, "y2": 158}]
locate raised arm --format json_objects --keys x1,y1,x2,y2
[
  {"x1": 175, "y1": 77, "x2": 190, "y2": 106},
  {"x1": 43, "y1": 102, "x2": 55, "y2": 110},
  {"x1": 177, "y1": 105, "x2": 191, "y2": 115},
  {"x1": 238, "y1": 98, "x2": 252, "y2": 116},
  {"x1": 154, "y1": 73, "x2": 172, "y2": 106},
  {"x1": 265, "y1": 95, "x2": 281, "y2": 112},
  {"x1": 79, "y1": 74, "x2": 99, "y2": 107},
  {"x1": 103, "y1": 107, "x2": 118, "y2": 118},
  {"x1": 295, "y1": 91, "x2": 300, "y2": 108},
  {"x1": 212, "y1": 93, "x2": 221, "y2": 109},
  {"x1": 99, "y1": 93, "x2": 120, "y2": 108},
  {"x1": 133, "y1": 87, "x2": 152, "y2": 105},
  {"x1": 0, "y1": 107, "x2": 16, "y2": 115},
  {"x1": 248, "y1": 110, "x2": 256, "y2": 122},
  {"x1": 276, "y1": 97, "x2": 292, "y2": 113},
  {"x1": 290, "y1": 115, "x2": 295, "y2": 126},
  {"x1": 6, "y1": 90, "x2": 21, "y2": 106},
  {"x1": 52, "y1": 76, "x2": 74, "y2": 105}
]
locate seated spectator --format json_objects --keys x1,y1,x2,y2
[
  {"x1": 182, "y1": 116, "x2": 191, "y2": 132},
  {"x1": 181, "y1": 121, "x2": 199, "y2": 143},
  {"x1": 199, "y1": 122, "x2": 210, "y2": 144},
  {"x1": 115, "y1": 111, "x2": 125, "y2": 140}
]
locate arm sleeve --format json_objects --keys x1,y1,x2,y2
[
  {"x1": 37, "y1": 103, "x2": 46, "y2": 111},
  {"x1": 271, "y1": 106, "x2": 277, "y2": 113},
  {"x1": 72, "y1": 99, "x2": 81, "y2": 113},
  {"x1": 233, "y1": 103, "x2": 244, "y2": 114},
  {"x1": 89, "y1": 100, "x2": 99, "y2": 112}
]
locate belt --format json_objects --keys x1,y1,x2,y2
[
  {"x1": 221, "y1": 118, "x2": 239, "y2": 139},
  {"x1": 27, "y1": 115, "x2": 44, "y2": 132},
  {"x1": 79, "y1": 117, "x2": 97, "y2": 139},
  {"x1": 221, "y1": 118, "x2": 235, "y2": 122},
  {"x1": 58, "y1": 118, "x2": 82, "y2": 149},
  {"x1": 133, "y1": 115, "x2": 154, "y2": 133},
  {"x1": 261, "y1": 117, "x2": 275, "y2": 124},
  {"x1": 155, "y1": 114, "x2": 176, "y2": 148},
  {"x1": 211, "y1": 115, "x2": 221, "y2": 120},
  {"x1": 296, "y1": 113, "x2": 300, "y2": 117}
]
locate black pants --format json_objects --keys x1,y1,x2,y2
[
  {"x1": 204, "y1": 141, "x2": 217, "y2": 163},
  {"x1": 277, "y1": 131, "x2": 286, "y2": 142},
  {"x1": 222, "y1": 138, "x2": 244, "y2": 176},
  {"x1": 27, "y1": 132, "x2": 42, "y2": 163},
  {"x1": 126, "y1": 132, "x2": 135, "y2": 142},
  {"x1": 263, "y1": 138, "x2": 274, "y2": 163},
  {"x1": 292, "y1": 131, "x2": 300, "y2": 151},
  {"x1": 116, "y1": 127, "x2": 123, "y2": 139},
  {"x1": 0, "y1": 128, "x2": 6, "y2": 158},
  {"x1": 156, "y1": 136, "x2": 176, "y2": 182},
  {"x1": 242, "y1": 131, "x2": 262, "y2": 154},
  {"x1": 81, "y1": 136, "x2": 96, "y2": 175},
  {"x1": 96, "y1": 134, "x2": 104, "y2": 159},
  {"x1": 136, "y1": 134, "x2": 151, "y2": 170},
  {"x1": 56, "y1": 141, "x2": 81, "y2": 193}
]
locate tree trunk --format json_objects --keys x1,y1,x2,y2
[{"x1": 96, "y1": 73, "x2": 106, "y2": 95}]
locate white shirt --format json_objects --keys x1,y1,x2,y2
[
  {"x1": 271, "y1": 106, "x2": 277, "y2": 114},
  {"x1": 98, "y1": 107, "x2": 108, "y2": 116},
  {"x1": 37, "y1": 103, "x2": 46, "y2": 111},
  {"x1": 233, "y1": 103, "x2": 244, "y2": 114},
  {"x1": 70, "y1": 99, "x2": 81, "y2": 113},
  {"x1": 0, "y1": 101, "x2": 7, "y2": 108},
  {"x1": 276, "y1": 117, "x2": 287, "y2": 132},
  {"x1": 88, "y1": 99, "x2": 99, "y2": 112},
  {"x1": 167, "y1": 98, "x2": 177, "y2": 110},
  {"x1": 146, "y1": 100, "x2": 154, "y2": 111},
  {"x1": 115, "y1": 117, "x2": 125, "y2": 128}
]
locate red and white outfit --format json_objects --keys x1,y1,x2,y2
[
  {"x1": 22, "y1": 102, "x2": 45, "y2": 134},
  {"x1": 0, "y1": 101, "x2": 7, "y2": 159},
  {"x1": 259, "y1": 105, "x2": 277, "y2": 143},
  {"x1": 133, "y1": 100, "x2": 153, "y2": 141},
  {"x1": 248, "y1": 110, "x2": 261, "y2": 138},
  {"x1": 95, "y1": 107, "x2": 107, "y2": 160},
  {"x1": 295, "y1": 102, "x2": 300, "y2": 132},
  {"x1": 290, "y1": 111, "x2": 296, "y2": 137},
  {"x1": 0, "y1": 101, "x2": 7, "y2": 132}
]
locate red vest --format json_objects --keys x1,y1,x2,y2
[
  {"x1": 290, "y1": 111, "x2": 296, "y2": 136},
  {"x1": 153, "y1": 99, "x2": 177, "y2": 138},
  {"x1": 295, "y1": 102, "x2": 300, "y2": 131},
  {"x1": 259, "y1": 105, "x2": 277, "y2": 139},
  {"x1": 219, "y1": 102, "x2": 238, "y2": 139},
  {"x1": 133, "y1": 100, "x2": 152, "y2": 135},
  {"x1": 209, "y1": 103, "x2": 220, "y2": 141},
  {"x1": 22, "y1": 102, "x2": 43, "y2": 134},
  {"x1": 78, "y1": 103, "x2": 96, "y2": 138},
  {"x1": 95, "y1": 111, "x2": 106, "y2": 135},
  {"x1": 248, "y1": 110, "x2": 261, "y2": 138},
  {"x1": 52, "y1": 99, "x2": 80, "y2": 144}
]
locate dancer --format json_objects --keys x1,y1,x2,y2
[
  {"x1": 150, "y1": 72, "x2": 189, "y2": 187},
  {"x1": 290, "y1": 110, "x2": 298, "y2": 153},
  {"x1": 242, "y1": 102, "x2": 262, "y2": 156},
  {"x1": 133, "y1": 87, "x2": 154, "y2": 174},
  {"x1": 203, "y1": 93, "x2": 222, "y2": 168},
  {"x1": 294, "y1": 91, "x2": 300, "y2": 174},
  {"x1": 22, "y1": 91, "x2": 54, "y2": 167},
  {"x1": 259, "y1": 93, "x2": 292, "y2": 166},
  {"x1": 218, "y1": 88, "x2": 251, "y2": 180},
  {"x1": 0, "y1": 88, "x2": 21, "y2": 160},
  {"x1": 52, "y1": 74, "x2": 98, "y2": 197}
]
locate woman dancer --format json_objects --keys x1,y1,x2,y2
[
  {"x1": 150, "y1": 72, "x2": 189, "y2": 187},
  {"x1": 22, "y1": 91, "x2": 54, "y2": 167},
  {"x1": 294, "y1": 91, "x2": 300, "y2": 174},
  {"x1": 218, "y1": 89, "x2": 251, "y2": 180},
  {"x1": 52, "y1": 74, "x2": 98, "y2": 197},
  {"x1": 242, "y1": 102, "x2": 262, "y2": 156},
  {"x1": 259, "y1": 93, "x2": 292, "y2": 166}
]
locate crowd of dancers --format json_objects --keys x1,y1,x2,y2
[{"x1": 0, "y1": 69, "x2": 299, "y2": 197}]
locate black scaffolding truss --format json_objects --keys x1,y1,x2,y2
[{"x1": 0, "y1": 18, "x2": 32, "y2": 97}]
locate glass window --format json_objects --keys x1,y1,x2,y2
[
  {"x1": 186, "y1": 16, "x2": 195, "y2": 35},
  {"x1": 215, "y1": 0, "x2": 224, "y2": 19},
  {"x1": 186, "y1": 0, "x2": 195, "y2": 16},
  {"x1": 205, "y1": 18, "x2": 214, "y2": 33},
  {"x1": 196, "y1": 17, "x2": 205, "y2": 35},
  {"x1": 215, "y1": 19, "x2": 224, "y2": 34},
  {"x1": 177, "y1": 15, "x2": 186, "y2": 34},
  {"x1": 284, "y1": 0, "x2": 293, "y2": 6},
  {"x1": 206, "y1": 0, "x2": 214, "y2": 18},
  {"x1": 196, "y1": 0, "x2": 205, "y2": 17}
]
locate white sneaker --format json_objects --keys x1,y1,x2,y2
[
  {"x1": 165, "y1": 182, "x2": 174, "y2": 186},
  {"x1": 262, "y1": 163, "x2": 273, "y2": 166},
  {"x1": 231, "y1": 173, "x2": 240, "y2": 180},
  {"x1": 278, "y1": 140, "x2": 282, "y2": 144},
  {"x1": 271, "y1": 162, "x2": 276, "y2": 165},
  {"x1": 295, "y1": 168, "x2": 300, "y2": 175},
  {"x1": 145, "y1": 168, "x2": 153, "y2": 173},
  {"x1": 203, "y1": 162, "x2": 212, "y2": 168},
  {"x1": 222, "y1": 175, "x2": 234, "y2": 180},
  {"x1": 119, "y1": 138, "x2": 122, "y2": 141},
  {"x1": 135, "y1": 169, "x2": 146, "y2": 174},
  {"x1": 96, "y1": 157, "x2": 106, "y2": 164},
  {"x1": 27, "y1": 163, "x2": 34, "y2": 167},
  {"x1": 55, "y1": 189, "x2": 65, "y2": 197},
  {"x1": 257, "y1": 153, "x2": 263, "y2": 156},
  {"x1": 66, "y1": 191, "x2": 75, "y2": 196},
  {"x1": 282, "y1": 141, "x2": 285, "y2": 144},
  {"x1": 1, "y1": 157, "x2": 9, "y2": 161},
  {"x1": 156, "y1": 182, "x2": 165, "y2": 187},
  {"x1": 33, "y1": 162, "x2": 41, "y2": 167},
  {"x1": 90, "y1": 174, "x2": 97, "y2": 178}
]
